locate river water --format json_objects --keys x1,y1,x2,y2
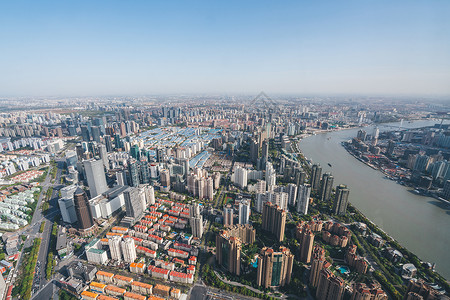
[{"x1": 298, "y1": 120, "x2": 450, "y2": 279}]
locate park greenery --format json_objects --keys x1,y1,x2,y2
[{"x1": 12, "y1": 238, "x2": 41, "y2": 299}]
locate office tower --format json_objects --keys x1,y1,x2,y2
[
  {"x1": 181, "y1": 158, "x2": 190, "y2": 180},
  {"x1": 320, "y1": 173, "x2": 334, "y2": 201},
  {"x1": 262, "y1": 202, "x2": 286, "y2": 242},
  {"x1": 316, "y1": 269, "x2": 345, "y2": 300},
  {"x1": 262, "y1": 139, "x2": 269, "y2": 168},
  {"x1": 256, "y1": 246, "x2": 294, "y2": 289},
  {"x1": 297, "y1": 225, "x2": 315, "y2": 263},
  {"x1": 190, "y1": 203, "x2": 203, "y2": 238},
  {"x1": 223, "y1": 204, "x2": 234, "y2": 227},
  {"x1": 297, "y1": 184, "x2": 311, "y2": 214},
  {"x1": 238, "y1": 200, "x2": 250, "y2": 225},
  {"x1": 104, "y1": 135, "x2": 113, "y2": 152},
  {"x1": 130, "y1": 144, "x2": 140, "y2": 160},
  {"x1": 386, "y1": 140, "x2": 395, "y2": 156},
  {"x1": 109, "y1": 235, "x2": 122, "y2": 261},
  {"x1": 413, "y1": 155, "x2": 430, "y2": 172},
  {"x1": 99, "y1": 144, "x2": 109, "y2": 170},
  {"x1": 116, "y1": 171, "x2": 127, "y2": 186},
  {"x1": 216, "y1": 231, "x2": 242, "y2": 275},
  {"x1": 124, "y1": 187, "x2": 144, "y2": 221},
  {"x1": 250, "y1": 139, "x2": 259, "y2": 164},
  {"x1": 311, "y1": 164, "x2": 322, "y2": 191},
  {"x1": 121, "y1": 237, "x2": 137, "y2": 263},
  {"x1": 234, "y1": 166, "x2": 248, "y2": 188},
  {"x1": 160, "y1": 169, "x2": 170, "y2": 187},
  {"x1": 91, "y1": 126, "x2": 101, "y2": 143},
  {"x1": 333, "y1": 184, "x2": 350, "y2": 215},
  {"x1": 139, "y1": 158, "x2": 150, "y2": 184},
  {"x1": 73, "y1": 187, "x2": 94, "y2": 230},
  {"x1": 81, "y1": 126, "x2": 91, "y2": 142},
  {"x1": 357, "y1": 130, "x2": 367, "y2": 141},
  {"x1": 286, "y1": 183, "x2": 297, "y2": 206},
  {"x1": 351, "y1": 282, "x2": 388, "y2": 300},
  {"x1": 59, "y1": 185, "x2": 78, "y2": 224},
  {"x1": 309, "y1": 246, "x2": 326, "y2": 288},
  {"x1": 83, "y1": 159, "x2": 108, "y2": 198},
  {"x1": 128, "y1": 158, "x2": 140, "y2": 187}
]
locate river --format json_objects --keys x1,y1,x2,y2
[{"x1": 298, "y1": 120, "x2": 450, "y2": 279}]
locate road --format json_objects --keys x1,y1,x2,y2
[{"x1": 33, "y1": 159, "x2": 65, "y2": 295}]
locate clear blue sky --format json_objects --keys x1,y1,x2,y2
[{"x1": 1, "y1": 0, "x2": 449, "y2": 96}]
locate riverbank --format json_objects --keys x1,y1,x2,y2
[{"x1": 298, "y1": 119, "x2": 450, "y2": 279}]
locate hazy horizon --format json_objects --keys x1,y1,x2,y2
[{"x1": 1, "y1": 1, "x2": 449, "y2": 97}]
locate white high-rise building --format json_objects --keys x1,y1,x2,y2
[
  {"x1": 238, "y1": 200, "x2": 250, "y2": 225},
  {"x1": 256, "y1": 180, "x2": 266, "y2": 194},
  {"x1": 266, "y1": 162, "x2": 277, "y2": 187},
  {"x1": 234, "y1": 167, "x2": 248, "y2": 188},
  {"x1": 297, "y1": 184, "x2": 311, "y2": 215},
  {"x1": 83, "y1": 159, "x2": 108, "y2": 198},
  {"x1": 147, "y1": 185, "x2": 155, "y2": 205},
  {"x1": 121, "y1": 237, "x2": 137, "y2": 263},
  {"x1": 109, "y1": 235, "x2": 122, "y2": 261}
]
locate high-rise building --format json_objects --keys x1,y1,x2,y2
[
  {"x1": 109, "y1": 235, "x2": 122, "y2": 261},
  {"x1": 262, "y1": 139, "x2": 269, "y2": 168},
  {"x1": 333, "y1": 184, "x2": 350, "y2": 215},
  {"x1": 286, "y1": 183, "x2": 297, "y2": 207},
  {"x1": 316, "y1": 269, "x2": 345, "y2": 300},
  {"x1": 139, "y1": 158, "x2": 150, "y2": 184},
  {"x1": 83, "y1": 159, "x2": 108, "y2": 198},
  {"x1": 238, "y1": 200, "x2": 250, "y2": 225},
  {"x1": 266, "y1": 162, "x2": 277, "y2": 187},
  {"x1": 262, "y1": 202, "x2": 286, "y2": 242},
  {"x1": 320, "y1": 173, "x2": 334, "y2": 202},
  {"x1": 256, "y1": 246, "x2": 294, "y2": 289},
  {"x1": 296, "y1": 224, "x2": 315, "y2": 263},
  {"x1": 234, "y1": 166, "x2": 248, "y2": 188},
  {"x1": 104, "y1": 135, "x2": 113, "y2": 152},
  {"x1": 99, "y1": 144, "x2": 109, "y2": 170},
  {"x1": 190, "y1": 202, "x2": 203, "y2": 238},
  {"x1": 223, "y1": 204, "x2": 234, "y2": 227},
  {"x1": 309, "y1": 246, "x2": 326, "y2": 288},
  {"x1": 297, "y1": 184, "x2": 311, "y2": 214},
  {"x1": 160, "y1": 169, "x2": 170, "y2": 187},
  {"x1": 91, "y1": 126, "x2": 101, "y2": 143},
  {"x1": 311, "y1": 164, "x2": 322, "y2": 191},
  {"x1": 124, "y1": 187, "x2": 144, "y2": 222},
  {"x1": 147, "y1": 185, "x2": 155, "y2": 205},
  {"x1": 216, "y1": 231, "x2": 242, "y2": 275},
  {"x1": 73, "y1": 187, "x2": 94, "y2": 230},
  {"x1": 128, "y1": 158, "x2": 140, "y2": 187},
  {"x1": 121, "y1": 237, "x2": 137, "y2": 263},
  {"x1": 256, "y1": 180, "x2": 266, "y2": 193},
  {"x1": 130, "y1": 144, "x2": 140, "y2": 160},
  {"x1": 250, "y1": 139, "x2": 259, "y2": 164}
]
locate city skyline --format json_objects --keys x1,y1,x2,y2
[{"x1": 1, "y1": 0, "x2": 450, "y2": 97}]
